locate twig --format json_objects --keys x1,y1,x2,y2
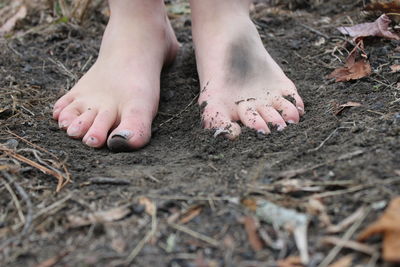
[
  {"x1": 317, "y1": 207, "x2": 370, "y2": 267},
  {"x1": 327, "y1": 207, "x2": 366, "y2": 233},
  {"x1": 47, "y1": 57, "x2": 77, "y2": 80},
  {"x1": 308, "y1": 127, "x2": 351, "y2": 153},
  {"x1": 86, "y1": 177, "x2": 131, "y2": 185},
  {"x1": 6, "y1": 130, "x2": 57, "y2": 158},
  {"x1": 143, "y1": 171, "x2": 160, "y2": 183},
  {"x1": 145, "y1": 194, "x2": 233, "y2": 201},
  {"x1": 299, "y1": 23, "x2": 330, "y2": 39},
  {"x1": 310, "y1": 177, "x2": 400, "y2": 199},
  {"x1": 124, "y1": 210, "x2": 157, "y2": 264},
  {"x1": 158, "y1": 93, "x2": 199, "y2": 128},
  {"x1": 0, "y1": 144, "x2": 67, "y2": 192},
  {"x1": 0, "y1": 171, "x2": 33, "y2": 250},
  {"x1": 3, "y1": 180, "x2": 25, "y2": 224},
  {"x1": 7, "y1": 194, "x2": 73, "y2": 234},
  {"x1": 169, "y1": 222, "x2": 220, "y2": 247},
  {"x1": 321, "y1": 236, "x2": 376, "y2": 255}
]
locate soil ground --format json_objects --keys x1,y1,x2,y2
[{"x1": 1, "y1": 0, "x2": 400, "y2": 266}]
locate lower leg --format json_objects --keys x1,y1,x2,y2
[
  {"x1": 190, "y1": 0, "x2": 304, "y2": 138},
  {"x1": 53, "y1": 0, "x2": 179, "y2": 151}
]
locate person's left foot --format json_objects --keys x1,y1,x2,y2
[{"x1": 191, "y1": 4, "x2": 304, "y2": 139}]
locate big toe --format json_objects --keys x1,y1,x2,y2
[{"x1": 107, "y1": 108, "x2": 152, "y2": 152}]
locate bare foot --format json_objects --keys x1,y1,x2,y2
[
  {"x1": 190, "y1": 0, "x2": 304, "y2": 139},
  {"x1": 53, "y1": 0, "x2": 179, "y2": 151}
]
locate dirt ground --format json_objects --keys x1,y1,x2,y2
[{"x1": 1, "y1": 0, "x2": 400, "y2": 266}]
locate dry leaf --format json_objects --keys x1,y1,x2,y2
[
  {"x1": 67, "y1": 206, "x2": 131, "y2": 228},
  {"x1": 327, "y1": 255, "x2": 354, "y2": 267},
  {"x1": 328, "y1": 39, "x2": 372, "y2": 82},
  {"x1": 358, "y1": 197, "x2": 400, "y2": 262},
  {"x1": 328, "y1": 60, "x2": 371, "y2": 82},
  {"x1": 277, "y1": 256, "x2": 303, "y2": 267},
  {"x1": 390, "y1": 64, "x2": 400, "y2": 73},
  {"x1": 337, "y1": 14, "x2": 399, "y2": 40},
  {"x1": 240, "y1": 216, "x2": 264, "y2": 252},
  {"x1": 365, "y1": 1, "x2": 400, "y2": 14}
]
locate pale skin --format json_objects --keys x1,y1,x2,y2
[{"x1": 53, "y1": 0, "x2": 304, "y2": 152}]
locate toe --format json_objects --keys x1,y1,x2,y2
[
  {"x1": 238, "y1": 105, "x2": 270, "y2": 134},
  {"x1": 282, "y1": 88, "x2": 305, "y2": 116},
  {"x1": 83, "y1": 110, "x2": 117, "y2": 148},
  {"x1": 66, "y1": 110, "x2": 97, "y2": 138},
  {"x1": 202, "y1": 106, "x2": 241, "y2": 140},
  {"x1": 58, "y1": 104, "x2": 81, "y2": 129},
  {"x1": 273, "y1": 97, "x2": 300, "y2": 124},
  {"x1": 258, "y1": 105, "x2": 287, "y2": 131},
  {"x1": 107, "y1": 110, "x2": 152, "y2": 152},
  {"x1": 53, "y1": 94, "x2": 74, "y2": 119}
]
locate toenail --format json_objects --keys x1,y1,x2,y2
[
  {"x1": 287, "y1": 120, "x2": 295, "y2": 124},
  {"x1": 113, "y1": 130, "x2": 133, "y2": 140},
  {"x1": 257, "y1": 129, "x2": 266, "y2": 135},
  {"x1": 68, "y1": 126, "x2": 80, "y2": 137},
  {"x1": 297, "y1": 106, "x2": 304, "y2": 112},
  {"x1": 59, "y1": 120, "x2": 68, "y2": 128},
  {"x1": 214, "y1": 128, "x2": 230, "y2": 138},
  {"x1": 277, "y1": 125, "x2": 286, "y2": 131},
  {"x1": 85, "y1": 136, "x2": 98, "y2": 147}
]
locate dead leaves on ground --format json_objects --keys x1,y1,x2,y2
[
  {"x1": 329, "y1": 13, "x2": 399, "y2": 82},
  {"x1": 337, "y1": 14, "x2": 399, "y2": 40},
  {"x1": 327, "y1": 37, "x2": 372, "y2": 82},
  {"x1": 365, "y1": 1, "x2": 400, "y2": 23},
  {"x1": 358, "y1": 197, "x2": 400, "y2": 263}
]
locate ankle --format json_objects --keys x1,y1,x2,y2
[{"x1": 108, "y1": 0, "x2": 165, "y2": 21}]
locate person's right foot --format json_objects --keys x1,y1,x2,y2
[{"x1": 53, "y1": 0, "x2": 179, "y2": 152}]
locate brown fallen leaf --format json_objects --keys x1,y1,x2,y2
[
  {"x1": 277, "y1": 256, "x2": 303, "y2": 267},
  {"x1": 365, "y1": 1, "x2": 400, "y2": 14},
  {"x1": 328, "y1": 59, "x2": 371, "y2": 82},
  {"x1": 390, "y1": 64, "x2": 400, "y2": 73},
  {"x1": 67, "y1": 206, "x2": 131, "y2": 228},
  {"x1": 328, "y1": 39, "x2": 372, "y2": 82},
  {"x1": 337, "y1": 14, "x2": 399, "y2": 40},
  {"x1": 240, "y1": 216, "x2": 264, "y2": 252},
  {"x1": 327, "y1": 255, "x2": 354, "y2": 267},
  {"x1": 358, "y1": 197, "x2": 400, "y2": 262}
]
